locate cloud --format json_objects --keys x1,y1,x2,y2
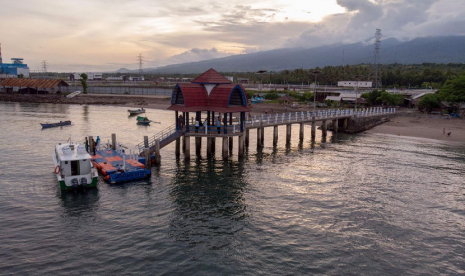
[{"x1": 286, "y1": 0, "x2": 465, "y2": 48}]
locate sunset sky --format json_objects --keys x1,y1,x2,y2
[{"x1": 1, "y1": 0, "x2": 464, "y2": 72}]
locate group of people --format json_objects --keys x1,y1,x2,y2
[
  {"x1": 85, "y1": 136, "x2": 100, "y2": 155},
  {"x1": 443, "y1": 128, "x2": 452, "y2": 137}
]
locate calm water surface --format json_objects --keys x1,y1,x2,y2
[{"x1": 0, "y1": 102, "x2": 464, "y2": 275}]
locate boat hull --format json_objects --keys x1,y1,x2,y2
[
  {"x1": 41, "y1": 121, "x2": 72, "y2": 128},
  {"x1": 59, "y1": 177, "x2": 98, "y2": 191}
]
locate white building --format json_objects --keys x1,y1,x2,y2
[
  {"x1": 70, "y1": 73, "x2": 103, "y2": 81},
  {"x1": 338, "y1": 81, "x2": 373, "y2": 88}
]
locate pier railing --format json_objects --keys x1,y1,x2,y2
[
  {"x1": 137, "y1": 123, "x2": 180, "y2": 154},
  {"x1": 245, "y1": 107, "x2": 396, "y2": 127}
]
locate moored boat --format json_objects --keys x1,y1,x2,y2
[
  {"x1": 41, "y1": 120, "x2": 72, "y2": 129},
  {"x1": 128, "y1": 108, "x2": 145, "y2": 115},
  {"x1": 136, "y1": 116, "x2": 152, "y2": 125},
  {"x1": 52, "y1": 142, "x2": 98, "y2": 191},
  {"x1": 251, "y1": 96, "x2": 265, "y2": 104}
]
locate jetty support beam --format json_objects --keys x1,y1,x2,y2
[
  {"x1": 222, "y1": 137, "x2": 229, "y2": 160},
  {"x1": 299, "y1": 123, "x2": 304, "y2": 141},
  {"x1": 112, "y1": 134, "x2": 117, "y2": 150},
  {"x1": 238, "y1": 135, "x2": 245, "y2": 157},
  {"x1": 273, "y1": 126, "x2": 278, "y2": 147},
  {"x1": 184, "y1": 136, "x2": 190, "y2": 161},
  {"x1": 286, "y1": 124, "x2": 291, "y2": 144},
  {"x1": 257, "y1": 128, "x2": 262, "y2": 148},
  {"x1": 207, "y1": 137, "x2": 213, "y2": 156},
  {"x1": 175, "y1": 138, "x2": 181, "y2": 158},
  {"x1": 145, "y1": 148, "x2": 151, "y2": 169},
  {"x1": 322, "y1": 120, "x2": 328, "y2": 137},
  {"x1": 154, "y1": 139, "x2": 161, "y2": 166},
  {"x1": 245, "y1": 129, "x2": 249, "y2": 148},
  {"x1": 195, "y1": 137, "x2": 202, "y2": 155},
  {"x1": 343, "y1": 118, "x2": 348, "y2": 131},
  {"x1": 333, "y1": 119, "x2": 339, "y2": 133},
  {"x1": 311, "y1": 121, "x2": 316, "y2": 139}
]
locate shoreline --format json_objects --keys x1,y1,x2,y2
[{"x1": 1, "y1": 93, "x2": 464, "y2": 145}]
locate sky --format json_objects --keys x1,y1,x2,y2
[{"x1": 1, "y1": 0, "x2": 464, "y2": 72}]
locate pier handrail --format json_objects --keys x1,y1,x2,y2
[{"x1": 137, "y1": 123, "x2": 179, "y2": 154}]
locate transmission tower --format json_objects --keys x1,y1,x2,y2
[
  {"x1": 137, "y1": 54, "x2": 144, "y2": 74},
  {"x1": 41, "y1": 60, "x2": 48, "y2": 73},
  {"x1": 370, "y1": 29, "x2": 382, "y2": 89}
]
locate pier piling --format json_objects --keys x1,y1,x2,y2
[
  {"x1": 286, "y1": 124, "x2": 291, "y2": 144},
  {"x1": 343, "y1": 118, "x2": 348, "y2": 131},
  {"x1": 245, "y1": 129, "x2": 249, "y2": 148},
  {"x1": 154, "y1": 139, "x2": 161, "y2": 166},
  {"x1": 261, "y1": 128, "x2": 265, "y2": 146},
  {"x1": 112, "y1": 134, "x2": 117, "y2": 150},
  {"x1": 257, "y1": 128, "x2": 262, "y2": 148},
  {"x1": 222, "y1": 137, "x2": 229, "y2": 160},
  {"x1": 195, "y1": 137, "x2": 202, "y2": 155},
  {"x1": 322, "y1": 120, "x2": 328, "y2": 137},
  {"x1": 145, "y1": 148, "x2": 151, "y2": 169},
  {"x1": 299, "y1": 123, "x2": 304, "y2": 141},
  {"x1": 238, "y1": 135, "x2": 245, "y2": 157},
  {"x1": 182, "y1": 136, "x2": 186, "y2": 153},
  {"x1": 175, "y1": 138, "x2": 180, "y2": 158},
  {"x1": 311, "y1": 121, "x2": 316, "y2": 139},
  {"x1": 207, "y1": 137, "x2": 213, "y2": 156},
  {"x1": 273, "y1": 126, "x2": 278, "y2": 147},
  {"x1": 184, "y1": 136, "x2": 190, "y2": 160},
  {"x1": 229, "y1": 136, "x2": 233, "y2": 152},
  {"x1": 333, "y1": 119, "x2": 339, "y2": 133}
]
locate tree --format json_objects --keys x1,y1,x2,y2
[
  {"x1": 418, "y1": 93, "x2": 440, "y2": 112},
  {"x1": 80, "y1": 73, "x2": 88, "y2": 94},
  {"x1": 439, "y1": 74, "x2": 465, "y2": 103},
  {"x1": 264, "y1": 92, "x2": 279, "y2": 100}
]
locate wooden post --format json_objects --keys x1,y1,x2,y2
[
  {"x1": 311, "y1": 121, "x2": 316, "y2": 139},
  {"x1": 333, "y1": 119, "x2": 339, "y2": 133},
  {"x1": 229, "y1": 113, "x2": 233, "y2": 152},
  {"x1": 257, "y1": 128, "x2": 262, "y2": 147},
  {"x1": 182, "y1": 136, "x2": 186, "y2": 153},
  {"x1": 112, "y1": 133, "x2": 117, "y2": 150},
  {"x1": 175, "y1": 138, "x2": 181, "y2": 158},
  {"x1": 184, "y1": 136, "x2": 190, "y2": 160},
  {"x1": 245, "y1": 129, "x2": 250, "y2": 147},
  {"x1": 238, "y1": 135, "x2": 245, "y2": 157},
  {"x1": 343, "y1": 118, "x2": 348, "y2": 131},
  {"x1": 195, "y1": 137, "x2": 202, "y2": 155},
  {"x1": 88, "y1": 136, "x2": 94, "y2": 154},
  {"x1": 144, "y1": 148, "x2": 151, "y2": 169},
  {"x1": 211, "y1": 137, "x2": 216, "y2": 152},
  {"x1": 299, "y1": 123, "x2": 304, "y2": 141},
  {"x1": 322, "y1": 120, "x2": 328, "y2": 137},
  {"x1": 144, "y1": 135, "x2": 149, "y2": 148},
  {"x1": 286, "y1": 124, "x2": 291, "y2": 143},
  {"x1": 207, "y1": 137, "x2": 212, "y2": 156},
  {"x1": 154, "y1": 139, "x2": 161, "y2": 166},
  {"x1": 261, "y1": 127, "x2": 264, "y2": 146},
  {"x1": 273, "y1": 126, "x2": 278, "y2": 147},
  {"x1": 222, "y1": 137, "x2": 229, "y2": 160}
]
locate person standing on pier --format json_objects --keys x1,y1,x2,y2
[
  {"x1": 92, "y1": 138, "x2": 96, "y2": 155},
  {"x1": 195, "y1": 119, "x2": 199, "y2": 133},
  {"x1": 85, "y1": 137, "x2": 89, "y2": 153},
  {"x1": 216, "y1": 118, "x2": 221, "y2": 134}
]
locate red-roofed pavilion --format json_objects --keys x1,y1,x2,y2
[{"x1": 169, "y1": 68, "x2": 250, "y2": 136}]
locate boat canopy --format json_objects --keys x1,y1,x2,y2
[{"x1": 55, "y1": 143, "x2": 92, "y2": 162}]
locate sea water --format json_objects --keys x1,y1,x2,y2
[{"x1": 0, "y1": 102, "x2": 464, "y2": 275}]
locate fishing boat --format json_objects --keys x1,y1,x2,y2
[
  {"x1": 52, "y1": 142, "x2": 98, "y2": 191},
  {"x1": 41, "y1": 120, "x2": 72, "y2": 129},
  {"x1": 251, "y1": 96, "x2": 265, "y2": 104},
  {"x1": 137, "y1": 116, "x2": 152, "y2": 125},
  {"x1": 128, "y1": 108, "x2": 145, "y2": 115}
]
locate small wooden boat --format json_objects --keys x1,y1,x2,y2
[
  {"x1": 41, "y1": 120, "x2": 72, "y2": 129},
  {"x1": 128, "y1": 108, "x2": 145, "y2": 115},
  {"x1": 66, "y1": 91, "x2": 81, "y2": 99},
  {"x1": 137, "y1": 116, "x2": 152, "y2": 125}
]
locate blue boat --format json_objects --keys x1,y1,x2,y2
[
  {"x1": 251, "y1": 96, "x2": 265, "y2": 104},
  {"x1": 137, "y1": 116, "x2": 152, "y2": 125},
  {"x1": 41, "y1": 120, "x2": 72, "y2": 129}
]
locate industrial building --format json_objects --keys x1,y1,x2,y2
[
  {"x1": 69, "y1": 73, "x2": 103, "y2": 81},
  {"x1": 0, "y1": 43, "x2": 30, "y2": 78}
]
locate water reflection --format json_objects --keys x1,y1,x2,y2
[
  {"x1": 59, "y1": 189, "x2": 100, "y2": 218},
  {"x1": 168, "y1": 158, "x2": 248, "y2": 247}
]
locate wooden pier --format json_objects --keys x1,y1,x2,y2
[{"x1": 138, "y1": 107, "x2": 396, "y2": 163}]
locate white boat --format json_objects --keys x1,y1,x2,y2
[
  {"x1": 66, "y1": 91, "x2": 81, "y2": 99},
  {"x1": 52, "y1": 142, "x2": 98, "y2": 191}
]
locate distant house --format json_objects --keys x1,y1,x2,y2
[
  {"x1": 0, "y1": 78, "x2": 69, "y2": 94},
  {"x1": 338, "y1": 81, "x2": 372, "y2": 88},
  {"x1": 237, "y1": 78, "x2": 249, "y2": 84},
  {"x1": 129, "y1": 76, "x2": 144, "y2": 81}
]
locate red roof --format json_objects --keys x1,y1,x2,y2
[
  {"x1": 177, "y1": 83, "x2": 208, "y2": 107},
  {"x1": 0, "y1": 79, "x2": 69, "y2": 89},
  {"x1": 168, "y1": 69, "x2": 249, "y2": 113},
  {"x1": 192, "y1": 68, "x2": 232, "y2": 84}
]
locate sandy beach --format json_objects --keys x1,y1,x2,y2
[
  {"x1": 366, "y1": 114, "x2": 465, "y2": 143},
  {"x1": 1, "y1": 93, "x2": 464, "y2": 144}
]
